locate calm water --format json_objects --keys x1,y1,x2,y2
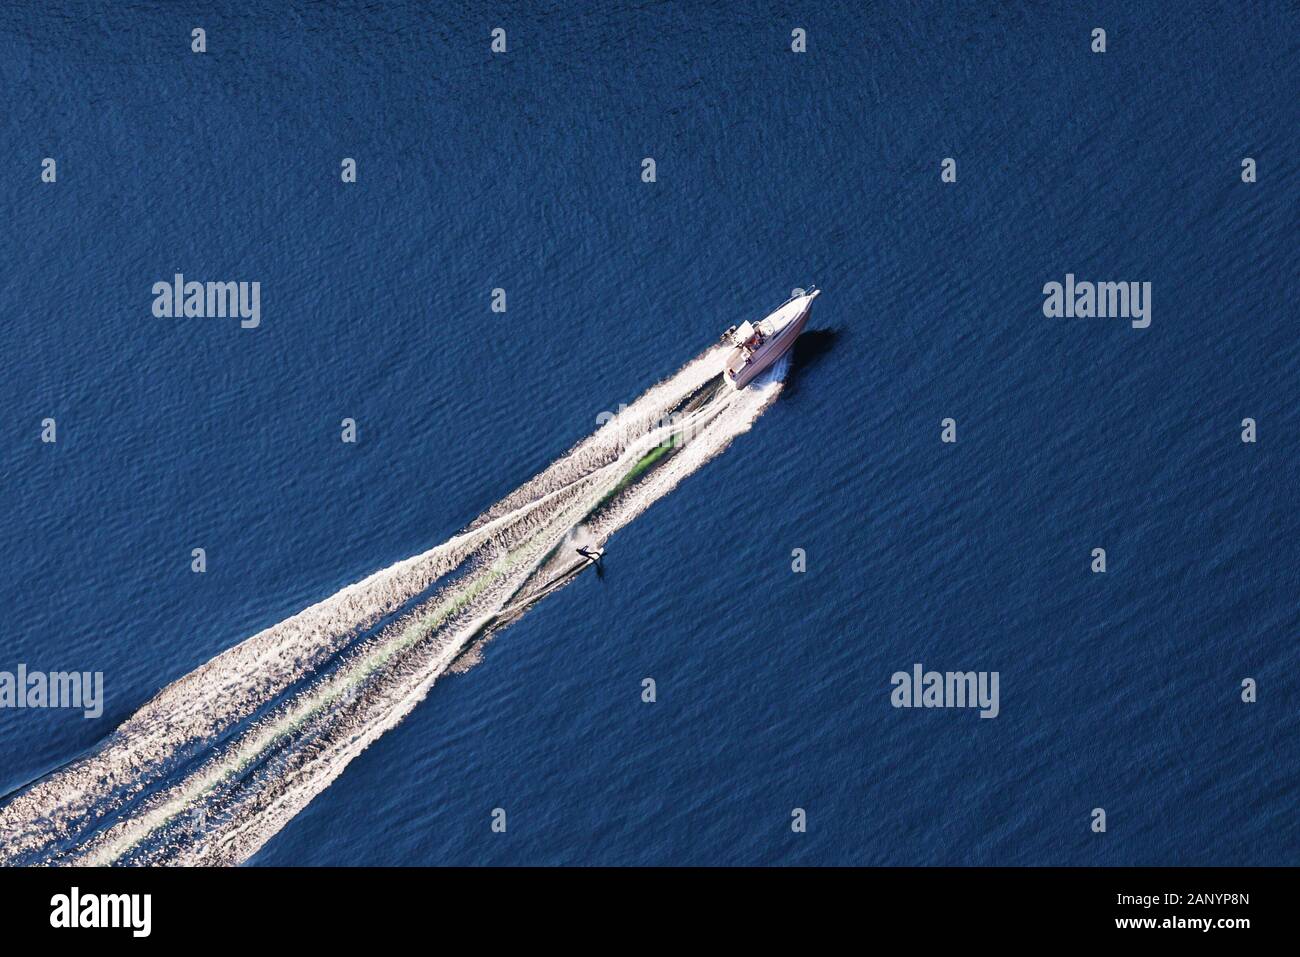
[{"x1": 1, "y1": 1, "x2": 1296, "y2": 865}]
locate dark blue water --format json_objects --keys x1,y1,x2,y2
[{"x1": 2, "y1": 1, "x2": 1296, "y2": 865}]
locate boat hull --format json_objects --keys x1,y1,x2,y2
[{"x1": 725, "y1": 291, "x2": 818, "y2": 389}]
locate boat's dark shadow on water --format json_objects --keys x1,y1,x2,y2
[{"x1": 783, "y1": 328, "x2": 840, "y2": 399}]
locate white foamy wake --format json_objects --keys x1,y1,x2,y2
[{"x1": 0, "y1": 346, "x2": 787, "y2": 866}]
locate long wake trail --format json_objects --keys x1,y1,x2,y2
[{"x1": 0, "y1": 344, "x2": 788, "y2": 866}]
